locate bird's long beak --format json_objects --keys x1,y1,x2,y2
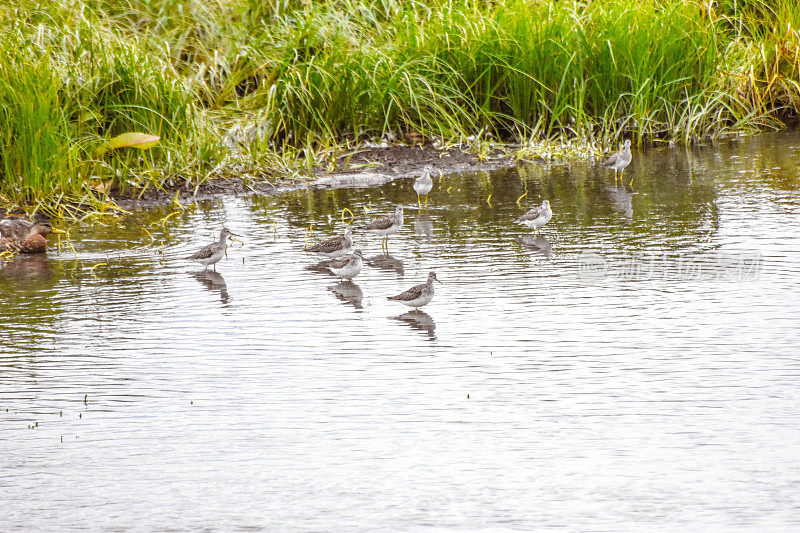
[{"x1": 50, "y1": 228, "x2": 66, "y2": 234}]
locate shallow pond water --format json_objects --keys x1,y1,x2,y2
[{"x1": 2, "y1": 131, "x2": 800, "y2": 531}]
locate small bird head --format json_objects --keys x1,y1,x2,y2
[
  {"x1": 396, "y1": 205, "x2": 404, "y2": 215},
  {"x1": 542, "y1": 200, "x2": 550, "y2": 209},
  {"x1": 428, "y1": 271, "x2": 441, "y2": 284},
  {"x1": 353, "y1": 249, "x2": 363, "y2": 258},
  {"x1": 220, "y1": 227, "x2": 239, "y2": 240},
  {"x1": 624, "y1": 139, "x2": 631, "y2": 148},
  {"x1": 344, "y1": 225, "x2": 353, "y2": 236},
  {"x1": 31, "y1": 221, "x2": 52, "y2": 236},
  {"x1": 422, "y1": 165, "x2": 434, "y2": 178}
]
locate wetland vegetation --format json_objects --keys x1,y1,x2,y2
[{"x1": 1, "y1": 0, "x2": 798, "y2": 214}]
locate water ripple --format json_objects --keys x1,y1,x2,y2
[{"x1": 3, "y1": 131, "x2": 800, "y2": 530}]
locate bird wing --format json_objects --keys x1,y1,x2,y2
[
  {"x1": 327, "y1": 255, "x2": 351, "y2": 269},
  {"x1": 0, "y1": 219, "x2": 13, "y2": 237},
  {"x1": 0, "y1": 236, "x2": 19, "y2": 251},
  {"x1": 189, "y1": 242, "x2": 220, "y2": 260},
  {"x1": 516, "y1": 205, "x2": 544, "y2": 222},
  {"x1": 0, "y1": 219, "x2": 31, "y2": 241},
  {"x1": 600, "y1": 151, "x2": 620, "y2": 168},
  {"x1": 359, "y1": 215, "x2": 394, "y2": 231},
  {"x1": 388, "y1": 283, "x2": 425, "y2": 301},
  {"x1": 306, "y1": 234, "x2": 346, "y2": 253}
]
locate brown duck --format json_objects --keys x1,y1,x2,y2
[{"x1": 0, "y1": 219, "x2": 53, "y2": 253}]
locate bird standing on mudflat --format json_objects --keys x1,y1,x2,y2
[
  {"x1": 327, "y1": 249, "x2": 363, "y2": 280},
  {"x1": 601, "y1": 139, "x2": 632, "y2": 186},
  {"x1": 413, "y1": 166, "x2": 434, "y2": 209},
  {"x1": 514, "y1": 200, "x2": 552, "y2": 234},
  {"x1": 188, "y1": 227, "x2": 239, "y2": 271},
  {"x1": 358, "y1": 205, "x2": 404, "y2": 250},
  {"x1": 305, "y1": 225, "x2": 353, "y2": 259},
  {"x1": 0, "y1": 219, "x2": 54, "y2": 253},
  {"x1": 388, "y1": 271, "x2": 441, "y2": 308}
]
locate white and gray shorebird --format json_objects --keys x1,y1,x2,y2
[
  {"x1": 326, "y1": 249, "x2": 363, "y2": 280},
  {"x1": 387, "y1": 271, "x2": 441, "y2": 308},
  {"x1": 413, "y1": 166, "x2": 434, "y2": 208},
  {"x1": 358, "y1": 205, "x2": 404, "y2": 250},
  {"x1": 600, "y1": 139, "x2": 632, "y2": 186},
  {"x1": 305, "y1": 225, "x2": 352, "y2": 258},
  {"x1": 514, "y1": 200, "x2": 552, "y2": 234},
  {"x1": 188, "y1": 227, "x2": 239, "y2": 271}
]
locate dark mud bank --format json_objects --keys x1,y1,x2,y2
[{"x1": 112, "y1": 145, "x2": 517, "y2": 210}]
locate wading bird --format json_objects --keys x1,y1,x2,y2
[
  {"x1": 413, "y1": 166, "x2": 434, "y2": 209},
  {"x1": 0, "y1": 219, "x2": 55, "y2": 253},
  {"x1": 358, "y1": 205, "x2": 403, "y2": 251},
  {"x1": 514, "y1": 200, "x2": 552, "y2": 235},
  {"x1": 188, "y1": 227, "x2": 239, "y2": 271},
  {"x1": 601, "y1": 139, "x2": 632, "y2": 186},
  {"x1": 327, "y1": 249, "x2": 363, "y2": 281},
  {"x1": 388, "y1": 271, "x2": 441, "y2": 308},
  {"x1": 305, "y1": 225, "x2": 353, "y2": 259}
]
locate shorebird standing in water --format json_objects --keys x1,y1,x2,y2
[
  {"x1": 0, "y1": 219, "x2": 56, "y2": 253},
  {"x1": 514, "y1": 200, "x2": 552, "y2": 235},
  {"x1": 388, "y1": 271, "x2": 441, "y2": 308},
  {"x1": 326, "y1": 249, "x2": 363, "y2": 280},
  {"x1": 188, "y1": 227, "x2": 239, "y2": 271},
  {"x1": 413, "y1": 166, "x2": 434, "y2": 209},
  {"x1": 358, "y1": 205, "x2": 403, "y2": 251},
  {"x1": 601, "y1": 139, "x2": 632, "y2": 186},
  {"x1": 305, "y1": 225, "x2": 353, "y2": 259}
]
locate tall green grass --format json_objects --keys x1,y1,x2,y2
[
  {"x1": 716, "y1": 0, "x2": 800, "y2": 117},
  {"x1": 0, "y1": 1, "x2": 219, "y2": 213},
  {"x1": 0, "y1": 0, "x2": 798, "y2": 212},
  {"x1": 0, "y1": 34, "x2": 68, "y2": 202}
]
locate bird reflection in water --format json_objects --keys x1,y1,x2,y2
[
  {"x1": 604, "y1": 185, "x2": 634, "y2": 220},
  {"x1": 191, "y1": 270, "x2": 230, "y2": 306},
  {"x1": 365, "y1": 254, "x2": 404, "y2": 275},
  {"x1": 516, "y1": 234, "x2": 552, "y2": 258},
  {"x1": 327, "y1": 281, "x2": 363, "y2": 309},
  {"x1": 393, "y1": 310, "x2": 436, "y2": 341},
  {"x1": 414, "y1": 214, "x2": 433, "y2": 243},
  {"x1": 0, "y1": 253, "x2": 51, "y2": 279}
]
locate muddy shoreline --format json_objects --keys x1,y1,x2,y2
[{"x1": 112, "y1": 144, "x2": 518, "y2": 210}]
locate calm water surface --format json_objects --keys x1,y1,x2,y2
[{"x1": 2, "y1": 132, "x2": 800, "y2": 531}]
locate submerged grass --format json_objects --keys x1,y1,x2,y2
[{"x1": 0, "y1": 0, "x2": 798, "y2": 213}]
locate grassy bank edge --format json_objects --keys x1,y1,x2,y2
[{"x1": 0, "y1": 0, "x2": 797, "y2": 219}]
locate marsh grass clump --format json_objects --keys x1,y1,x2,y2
[
  {"x1": 0, "y1": 0, "x2": 798, "y2": 213},
  {"x1": 716, "y1": 0, "x2": 800, "y2": 120},
  {"x1": 0, "y1": 34, "x2": 73, "y2": 203},
  {"x1": 0, "y1": 1, "x2": 221, "y2": 214},
  {"x1": 404, "y1": 0, "x2": 729, "y2": 142}
]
